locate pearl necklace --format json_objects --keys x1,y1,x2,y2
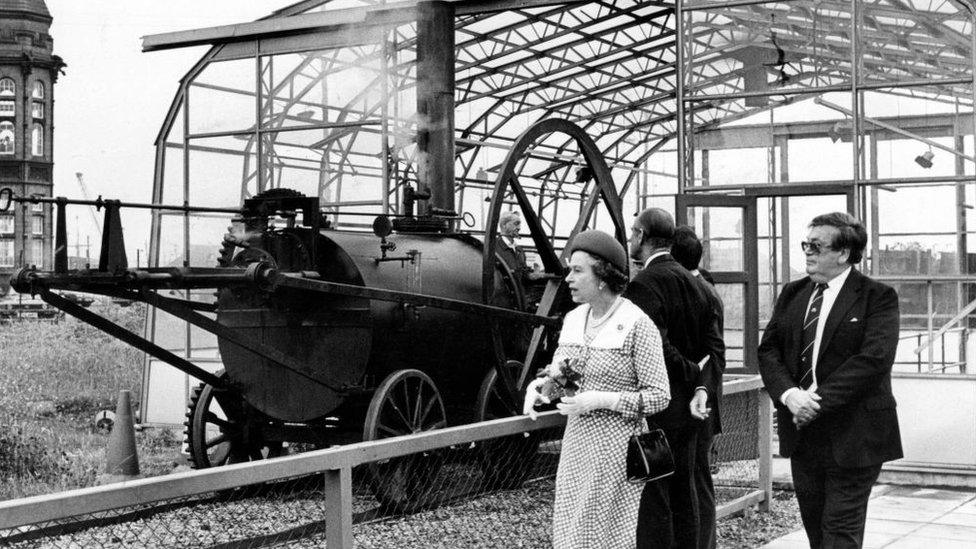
[{"x1": 587, "y1": 296, "x2": 622, "y2": 331}]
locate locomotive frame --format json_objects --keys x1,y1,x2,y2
[{"x1": 1, "y1": 118, "x2": 626, "y2": 508}]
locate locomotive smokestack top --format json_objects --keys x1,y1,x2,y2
[{"x1": 415, "y1": 1, "x2": 455, "y2": 215}]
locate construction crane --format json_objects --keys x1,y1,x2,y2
[{"x1": 75, "y1": 172, "x2": 102, "y2": 239}]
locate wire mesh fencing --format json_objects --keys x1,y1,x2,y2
[
  {"x1": 0, "y1": 419, "x2": 566, "y2": 548},
  {"x1": 712, "y1": 384, "x2": 766, "y2": 515},
  {"x1": 1, "y1": 380, "x2": 769, "y2": 548}
]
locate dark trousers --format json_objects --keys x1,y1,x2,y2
[
  {"x1": 694, "y1": 420, "x2": 716, "y2": 549},
  {"x1": 636, "y1": 426, "x2": 699, "y2": 549},
  {"x1": 791, "y1": 432, "x2": 882, "y2": 549}
]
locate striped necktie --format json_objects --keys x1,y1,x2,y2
[{"x1": 799, "y1": 283, "x2": 827, "y2": 389}]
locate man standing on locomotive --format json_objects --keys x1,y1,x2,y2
[
  {"x1": 497, "y1": 210, "x2": 547, "y2": 310},
  {"x1": 625, "y1": 208, "x2": 724, "y2": 549},
  {"x1": 498, "y1": 212, "x2": 546, "y2": 280}
]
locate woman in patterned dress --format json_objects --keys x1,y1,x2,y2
[{"x1": 523, "y1": 230, "x2": 670, "y2": 549}]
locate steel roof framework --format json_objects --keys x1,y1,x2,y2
[{"x1": 143, "y1": 0, "x2": 975, "y2": 254}]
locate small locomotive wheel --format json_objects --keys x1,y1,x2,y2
[
  {"x1": 474, "y1": 361, "x2": 540, "y2": 488},
  {"x1": 185, "y1": 372, "x2": 284, "y2": 469},
  {"x1": 363, "y1": 369, "x2": 447, "y2": 512}
]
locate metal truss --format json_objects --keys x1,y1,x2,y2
[{"x1": 150, "y1": 0, "x2": 975, "y2": 237}]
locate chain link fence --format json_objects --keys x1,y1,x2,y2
[{"x1": 1, "y1": 378, "x2": 768, "y2": 548}]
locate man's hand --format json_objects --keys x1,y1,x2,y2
[
  {"x1": 556, "y1": 391, "x2": 620, "y2": 415},
  {"x1": 522, "y1": 378, "x2": 550, "y2": 420},
  {"x1": 784, "y1": 390, "x2": 821, "y2": 426},
  {"x1": 689, "y1": 389, "x2": 710, "y2": 420}
]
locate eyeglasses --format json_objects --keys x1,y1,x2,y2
[{"x1": 800, "y1": 241, "x2": 832, "y2": 255}]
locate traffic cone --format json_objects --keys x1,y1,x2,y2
[{"x1": 100, "y1": 390, "x2": 140, "y2": 482}]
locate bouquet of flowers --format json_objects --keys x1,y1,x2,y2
[{"x1": 537, "y1": 357, "x2": 582, "y2": 403}]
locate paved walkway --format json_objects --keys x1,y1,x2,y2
[{"x1": 761, "y1": 484, "x2": 976, "y2": 548}]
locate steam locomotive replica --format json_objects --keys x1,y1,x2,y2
[{"x1": 0, "y1": 119, "x2": 627, "y2": 508}]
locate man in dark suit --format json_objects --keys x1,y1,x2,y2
[
  {"x1": 625, "y1": 209, "x2": 724, "y2": 549},
  {"x1": 496, "y1": 211, "x2": 545, "y2": 309},
  {"x1": 758, "y1": 212, "x2": 901, "y2": 549},
  {"x1": 672, "y1": 226, "x2": 726, "y2": 549},
  {"x1": 497, "y1": 210, "x2": 528, "y2": 272}
]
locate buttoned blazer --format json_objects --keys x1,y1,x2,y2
[
  {"x1": 623, "y1": 254, "x2": 724, "y2": 431},
  {"x1": 758, "y1": 268, "x2": 903, "y2": 467}
]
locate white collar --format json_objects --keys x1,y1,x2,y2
[
  {"x1": 559, "y1": 298, "x2": 645, "y2": 349},
  {"x1": 642, "y1": 250, "x2": 669, "y2": 268},
  {"x1": 820, "y1": 266, "x2": 853, "y2": 291}
]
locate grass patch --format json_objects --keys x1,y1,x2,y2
[{"x1": 0, "y1": 299, "x2": 183, "y2": 501}]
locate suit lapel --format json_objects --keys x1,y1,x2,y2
[
  {"x1": 816, "y1": 269, "x2": 864, "y2": 366},
  {"x1": 789, "y1": 280, "x2": 815, "y2": 373}
]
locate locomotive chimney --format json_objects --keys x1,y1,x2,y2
[{"x1": 416, "y1": 1, "x2": 455, "y2": 214}]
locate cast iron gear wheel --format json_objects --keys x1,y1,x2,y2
[
  {"x1": 184, "y1": 371, "x2": 284, "y2": 469},
  {"x1": 217, "y1": 187, "x2": 308, "y2": 267}
]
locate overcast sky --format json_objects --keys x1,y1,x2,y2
[{"x1": 47, "y1": 1, "x2": 294, "y2": 260}]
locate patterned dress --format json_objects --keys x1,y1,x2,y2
[{"x1": 552, "y1": 298, "x2": 670, "y2": 549}]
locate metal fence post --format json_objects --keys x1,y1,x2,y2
[
  {"x1": 758, "y1": 389, "x2": 773, "y2": 512},
  {"x1": 324, "y1": 466, "x2": 353, "y2": 548}
]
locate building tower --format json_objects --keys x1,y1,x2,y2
[{"x1": 0, "y1": 0, "x2": 63, "y2": 294}]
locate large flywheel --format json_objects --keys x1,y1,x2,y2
[{"x1": 480, "y1": 118, "x2": 627, "y2": 415}]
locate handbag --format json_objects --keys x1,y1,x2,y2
[{"x1": 626, "y1": 418, "x2": 675, "y2": 484}]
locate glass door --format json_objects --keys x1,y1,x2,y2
[{"x1": 675, "y1": 195, "x2": 757, "y2": 373}]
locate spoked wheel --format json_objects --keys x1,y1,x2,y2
[
  {"x1": 475, "y1": 360, "x2": 541, "y2": 488},
  {"x1": 363, "y1": 369, "x2": 447, "y2": 512},
  {"x1": 481, "y1": 118, "x2": 628, "y2": 409},
  {"x1": 185, "y1": 371, "x2": 284, "y2": 469}
]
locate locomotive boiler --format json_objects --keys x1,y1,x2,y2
[{"x1": 1, "y1": 118, "x2": 627, "y2": 509}]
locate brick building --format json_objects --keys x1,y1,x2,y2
[{"x1": 0, "y1": 0, "x2": 63, "y2": 294}]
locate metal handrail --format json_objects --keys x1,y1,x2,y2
[{"x1": 0, "y1": 377, "x2": 769, "y2": 548}]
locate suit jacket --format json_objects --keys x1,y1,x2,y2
[
  {"x1": 696, "y1": 273, "x2": 726, "y2": 434},
  {"x1": 497, "y1": 238, "x2": 523, "y2": 268},
  {"x1": 624, "y1": 254, "x2": 725, "y2": 431},
  {"x1": 758, "y1": 268, "x2": 903, "y2": 468}
]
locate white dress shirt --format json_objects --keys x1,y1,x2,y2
[{"x1": 780, "y1": 266, "x2": 852, "y2": 404}]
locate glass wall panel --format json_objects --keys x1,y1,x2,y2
[
  {"x1": 188, "y1": 215, "x2": 234, "y2": 267},
  {"x1": 161, "y1": 144, "x2": 185, "y2": 206},
  {"x1": 687, "y1": 206, "x2": 743, "y2": 272},
  {"x1": 188, "y1": 59, "x2": 256, "y2": 135},
  {"x1": 156, "y1": 214, "x2": 185, "y2": 268},
  {"x1": 715, "y1": 283, "x2": 745, "y2": 370},
  {"x1": 187, "y1": 136, "x2": 257, "y2": 208},
  {"x1": 875, "y1": 185, "x2": 959, "y2": 275},
  {"x1": 690, "y1": 93, "x2": 858, "y2": 187}
]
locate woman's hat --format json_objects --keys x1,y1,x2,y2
[{"x1": 568, "y1": 230, "x2": 629, "y2": 273}]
